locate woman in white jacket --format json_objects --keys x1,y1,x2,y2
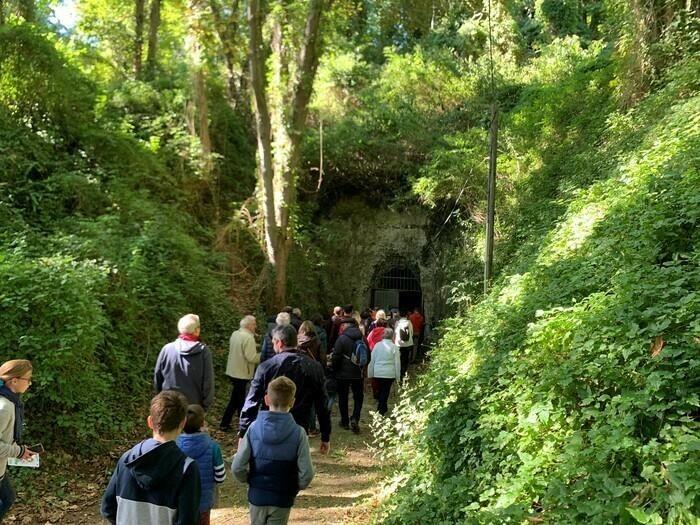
[{"x1": 367, "y1": 328, "x2": 401, "y2": 416}]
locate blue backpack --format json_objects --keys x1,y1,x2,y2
[{"x1": 351, "y1": 339, "x2": 369, "y2": 367}]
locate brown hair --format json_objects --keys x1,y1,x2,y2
[
  {"x1": 267, "y1": 376, "x2": 296, "y2": 410},
  {"x1": 150, "y1": 390, "x2": 188, "y2": 433},
  {"x1": 0, "y1": 360, "x2": 32, "y2": 381},
  {"x1": 298, "y1": 321, "x2": 317, "y2": 338},
  {"x1": 184, "y1": 404, "x2": 205, "y2": 434},
  {"x1": 376, "y1": 318, "x2": 388, "y2": 327}
]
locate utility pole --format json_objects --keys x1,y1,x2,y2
[{"x1": 484, "y1": 103, "x2": 498, "y2": 293}]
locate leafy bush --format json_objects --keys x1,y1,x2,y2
[{"x1": 373, "y1": 46, "x2": 700, "y2": 525}]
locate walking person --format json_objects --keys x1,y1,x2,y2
[
  {"x1": 232, "y1": 377, "x2": 314, "y2": 525},
  {"x1": 331, "y1": 316, "x2": 364, "y2": 433},
  {"x1": 239, "y1": 325, "x2": 331, "y2": 455},
  {"x1": 154, "y1": 314, "x2": 215, "y2": 411},
  {"x1": 220, "y1": 315, "x2": 260, "y2": 432},
  {"x1": 393, "y1": 311, "x2": 414, "y2": 382},
  {"x1": 177, "y1": 405, "x2": 226, "y2": 525},
  {"x1": 0, "y1": 360, "x2": 37, "y2": 521},
  {"x1": 367, "y1": 329, "x2": 401, "y2": 416},
  {"x1": 260, "y1": 312, "x2": 291, "y2": 363},
  {"x1": 409, "y1": 307, "x2": 425, "y2": 363}
]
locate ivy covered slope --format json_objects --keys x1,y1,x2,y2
[
  {"x1": 374, "y1": 46, "x2": 700, "y2": 525},
  {"x1": 0, "y1": 26, "x2": 245, "y2": 447}
]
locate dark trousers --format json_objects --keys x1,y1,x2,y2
[
  {"x1": 337, "y1": 378, "x2": 364, "y2": 425},
  {"x1": 0, "y1": 475, "x2": 15, "y2": 522},
  {"x1": 399, "y1": 347, "x2": 411, "y2": 380},
  {"x1": 220, "y1": 377, "x2": 249, "y2": 428},
  {"x1": 375, "y1": 378, "x2": 394, "y2": 415}
]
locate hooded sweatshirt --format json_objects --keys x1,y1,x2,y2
[
  {"x1": 232, "y1": 411, "x2": 314, "y2": 508},
  {"x1": 154, "y1": 339, "x2": 215, "y2": 410},
  {"x1": 176, "y1": 433, "x2": 226, "y2": 513},
  {"x1": 101, "y1": 439, "x2": 201, "y2": 525},
  {"x1": 331, "y1": 323, "x2": 364, "y2": 380}
]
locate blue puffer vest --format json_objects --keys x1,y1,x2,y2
[
  {"x1": 247, "y1": 411, "x2": 304, "y2": 508},
  {"x1": 176, "y1": 433, "x2": 215, "y2": 512}
]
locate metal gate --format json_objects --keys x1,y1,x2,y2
[{"x1": 370, "y1": 258, "x2": 422, "y2": 312}]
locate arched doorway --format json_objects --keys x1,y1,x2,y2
[{"x1": 370, "y1": 258, "x2": 422, "y2": 313}]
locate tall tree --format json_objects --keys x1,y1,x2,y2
[
  {"x1": 145, "y1": 0, "x2": 161, "y2": 76},
  {"x1": 247, "y1": 0, "x2": 328, "y2": 306},
  {"x1": 209, "y1": 0, "x2": 246, "y2": 107},
  {"x1": 134, "y1": 0, "x2": 145, "y2": 77}
]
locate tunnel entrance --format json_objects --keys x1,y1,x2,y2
[{"x1": 370, "y1": 259, "x2": 422, "y2": 313}]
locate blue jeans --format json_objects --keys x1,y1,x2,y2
[{"x1": 0, "y1": 474, "x2": 16, "y2": 522}]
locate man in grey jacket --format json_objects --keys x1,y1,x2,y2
[{"x1": 154, "y1": 314, "x2": 215, "y2": 411}]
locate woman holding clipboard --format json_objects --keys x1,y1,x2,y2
[{"x1": 0, "y1": 360, "x2": 36, "y2": 520}]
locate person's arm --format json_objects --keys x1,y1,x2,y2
[
  {"x1": 231, "y1": 432, "x2": 252, "y2": 483},
  {"x1": 297, "y1": 428, "x2": 315, "y2": 489},
  {"x1": 153, "y1": 348, "x2": 165, "y2": 394},
  {"x1": 175, "y1": 460, "x2": 201, "y2": 525},
  {"x1": 100, "y1": 460, "x2": 120, "y2": 524},
  {"x1": 0, "y1": 408, "x2": 21, "y2": 459},
  {"x1": 244, "y1": 333, "x2": 260, "y2": 365},
  {"x1": 202, "y1": 346, "x2": 215, "y2": 411},
  {"x1": 331, "y1": 337, "x2": 343, "y2": 371},
  {"x1": 394, "y1": 345, "x2": 401, "y2": 379},
  {"x1": 367, "y1": 348, "x2": 375, "y2": 379},
  {"x1": 238, "y1": 366, "x2": 266, "y2": 437},
  {"x1": 213, "y1": 443, "x2": 226, "y2": 484}
]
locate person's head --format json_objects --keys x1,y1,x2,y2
[
  {"x1": 382, "y1": 328, "x2": 394, "y2": 341},
  {"x1": 391, "y1": 309, "x2": 400, "y2": 318},
  {"x1": 275, "y1": 312, "x2": 291, "y2": 326},
  {"x1": 0, "y1": 360, "x2": 33, "y2": 395},
  {"x1": 240, "y1": 315, "x2": 257, "y2": 332},
  {"x1": 333, "y1": 306, "x2": 342, "y2": 317},
  {"x1": 272, "y1": 324, "x2": 297, "y2": 352},
  {"x1": 265, "y1": 376, "x2": 296, "y2": 412},
  {"x1": 178, "y1": 314, "x2": 201, "y2": 336},
  {"x1": 360, "y1": 309, "x2": 370, "y2": 320},
  {"x1": 183, "y1": 404, "x2": 205, "y2": 434},
  {"x1": 376, "y1": 318, "x2": 388, "y2": 328},
  {"x1": 282, "y1": 306, "x2": 293, "y2": 314},
  {"x1": 311, "y1": 313, "x2": 324, "y2": 326},
  {"x1": 148, "y1": 390, "x2": 188, "y2": 440},
  {"x1": 298, "y1": 320, "x2": 317, "y2": 338},
  {"x1": 292, "y1": 307, "x2": 302, "y2": 318},
  {"x1": 343, "y1": 305, "x2": 354, "y2": 316},
  {"x1": 376, "y1": 309, "x2": 387, "y2": 321}
]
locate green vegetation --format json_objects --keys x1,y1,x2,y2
[{"x1": 0, "y1": 0, "x2": 698, "y2": 522}]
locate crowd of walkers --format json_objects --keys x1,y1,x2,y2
[{"x1": 0, "y1": 305, "x2": 425, "y2": 525}]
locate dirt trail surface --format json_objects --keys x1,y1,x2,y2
[
  {"x1": 210, "y1": 389, "x2": 384, "y2": 525},
  {"x1": 9, "y1": 378, "x2": 387, "y2": 525}
]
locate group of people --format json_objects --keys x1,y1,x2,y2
[{"x1": 0, "y1": 305, "x2": 426, "y2": 525}]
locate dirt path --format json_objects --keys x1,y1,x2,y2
[{"x1": 210, "y1": 387, "x2": 384, "y2": 525}]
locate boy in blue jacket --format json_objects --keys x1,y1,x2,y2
[
  {"x1": 232, "y1": 376, "x2": 314, "y2": 525},
  {"x1": 101, "y1": 390, "x2": 201, "y2": 525},
  {"x1": 176, "y1": 405, "x2": 226, "y2": 525}
]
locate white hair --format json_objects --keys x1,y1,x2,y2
[
  {"x1": 275, "y1": 312, "x2": 291, "y2": 326},
  {"x1": 292, "y1": 308, "x2": 302, "y2": 317},
  {"x1": 178, "y1": 313, "x2": 200, "y2": 334},
  {"x1": 240, "y1": 315, "x2": 256, "y2": 329},
  {"x1": 376, "y1": 309, "x2": 387, "y2": 320}
]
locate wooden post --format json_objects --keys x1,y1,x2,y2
[{"x1": 484, "y1": 103, "x2": 498, "y2": 293}]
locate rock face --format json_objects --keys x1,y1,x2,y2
[{"x1": 318, "y1": 199, "x2": 440, "y2": 326}]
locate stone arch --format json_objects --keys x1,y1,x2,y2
[{"x1": 369, "y1": 255, "x2": 422, "y2": 313}]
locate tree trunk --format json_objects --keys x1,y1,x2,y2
[
  {"x1": 145, "y1": 0, "x2": 161, "y2": 77},
  {"x1": 247, "y1": 0, "x2": 328, "y2": 308},
  {"x1": 209, "y1": 0, "x2": 243, "y2": 107},
  {"x1": 134, "y1": 0, "x2": 145, "y2": 78},
  {"x1": 19, "y1": 0, "x2": 34, "y2": 21}
]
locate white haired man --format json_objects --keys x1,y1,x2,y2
[
  {"x1": 260, "y1": 312, "x2": 291, "y2": 362},
  {"x1": 154, "y1": 313, "x2": 215, "y2": 410},
  {"x1": 220, "y1": 315, "x2": 260, "y2": 431}
]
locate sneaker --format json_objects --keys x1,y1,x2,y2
[{"x1": 351, "y1": 419, "x2": 360, "y2": 434}]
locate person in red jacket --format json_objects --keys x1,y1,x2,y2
[{"x1": 409, "y1": 308, "x2": 425, "y2": 363}]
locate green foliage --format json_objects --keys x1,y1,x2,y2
[
  {"x1": 0, "y1": 26, "x2": 240, "y2": 449},
  {"x1": 373, "y1": 44, "x2": 700, "y2": 524}
]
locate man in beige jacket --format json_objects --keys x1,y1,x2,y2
[{"x1": 220, "y1": 315, "x2": 260, "y2": 431}]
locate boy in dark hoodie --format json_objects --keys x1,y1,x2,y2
[
  {"x1": 176, "y1": 405, "x2": 226, "y2": 525},
  {"x1": 101, "y1": 390, "x2": 201, "y2": 525},
  {"x1": 232, "y1": 376, "x2": 314, "y2": 525}
]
